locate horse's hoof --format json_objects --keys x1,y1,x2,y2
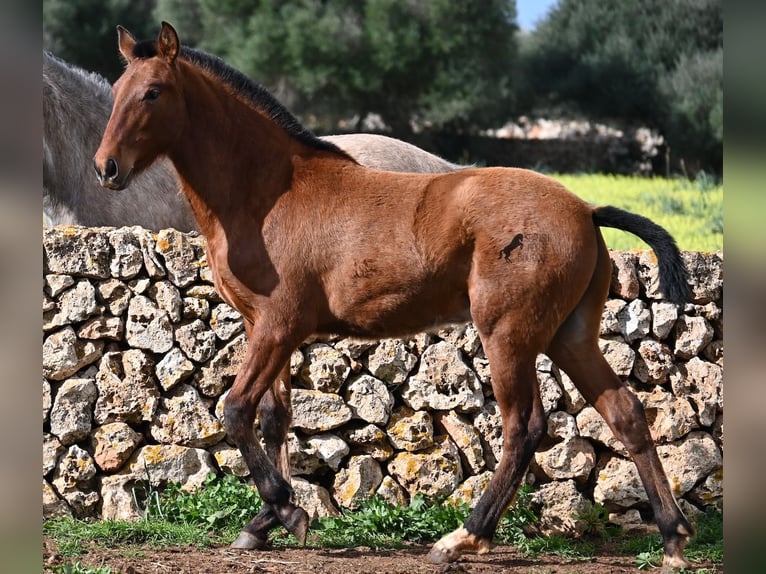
[
  {"x1": 282, "y1": 506, "x2": 310, "y2": 546},
  {"x1": 662, "y1": 553, "x2": 691, "y2": 571},
  {"x1": 427, "y1": 547, "x2": 459, "y2": 565},
  {"x1": 230, "y1": 530, "x2": 268, "y2": 550}
]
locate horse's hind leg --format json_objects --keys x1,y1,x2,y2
[
  {"x1": 547, "y1": 239, "x2": 693, "y2": 569},
  {"x1": 429, "y1": 323, "x2": 547, "y2": 563},
  {"x1": 231, "y1": 364, "x2": 293, "y2": 549}
]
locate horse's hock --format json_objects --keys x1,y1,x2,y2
[{"x1": 43, "y1": 226, "x2": 723, "y2": 533}]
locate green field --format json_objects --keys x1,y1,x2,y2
[{"x1": 551, "y1": 174, "x2": 723, "y2": 252}]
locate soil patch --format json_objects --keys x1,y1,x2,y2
[{"x1": 43, "y1": 536, "x2": 723, "y2": 574}]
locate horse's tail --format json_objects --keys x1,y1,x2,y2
[{"x1": 592, "y1": 205, "x2": 690, "y2": 305}]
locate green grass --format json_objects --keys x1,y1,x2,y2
[
  {"x1": 552, "y1": 173, "x2": 723, "y2": 252},
  {"x1": 45, "y1": 475, "x2": 722, "y2": 570}
]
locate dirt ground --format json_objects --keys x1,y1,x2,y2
[{"x1": 43, "y1": 536, "x2": 723, "y2": 574}]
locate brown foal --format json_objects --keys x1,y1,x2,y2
[{"x1": 94, "y1": 22, "x2": 694, "y2": 568}]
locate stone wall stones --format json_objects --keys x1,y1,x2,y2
[{"x1": 43, "y1": 226, "x2": 723, "y2": 532}]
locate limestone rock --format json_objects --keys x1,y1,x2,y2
[
  {"x1": 609, "y1": 251, "x2": 640, "y2": 300},
  {"x1": 333, "y1": 455, "x2": 383, "y2": 510},
  {"x1": 683, "y1": 251, "x2": 722, "y2": 304},
  {"x1": 125, "y1": 295, "x2": 174, "y2": 353},
  {"x1": 617, "y1": 299, "x2": 651, "y2": 343},
  {"x1": 44, "y1": 226, "x2": 111, "y2": 279},
  {"x1": 576, "y1": 406, "x2": 627, "y2": 456},
  {"x1": 94, "y1": 350, "x2": 160, "y2": 425},
  {"x1": 293, "y1": 477, "x2": 339, "y2": 520},
  {"x1": 435, "y1": 410, "x2": 485, "y2": 474},
  {"x1": 181, "y1": 296, "x2": 210, "y2": 320},
  {"x1": 633, "y1": 339, "x2": 675, "y2": 384},
  {"x1": 291, "y1": 389, "x2": 352, "y2": 433},
  {"x1": 547, "y1": 411, "x2": 579, "y2": 440},
  {"x1": 365, "y1": 339, "x2": 418, "y2": 386},
  {"x1": 386, "y1": 436, "x2": 463, "y2": 499},
  {"x1": 43, "y1": 327, "x2": 103, "y2": 380},
  {"x1": 670, "y1": 358, "x2": 722, "y2": 427},
  {"x1": 386, "y1": 406, "x2": 433, "y2": 452},
  {"x1": 175, "y1": 319, "x2": 217, "y2": 363},
  {"x1": 674, "y1": 316, "x2": 714, "y2": 359},
  {"x1": 651, "y1": 301, "x2": 678, "y2": 340},
  {"x1": 90, "y1": 422, "x2": 143, "y2": 472},
  {"x1": 376, "y1": 475, "x2": 409, "y2": 507},
  {"x1": 49, "y1": 376, "x2": 98, "y2": 445},
  {"x1": 149, "y1": 280, "x2": 182, "y2": 323},
  {"x1": 210, "y1": 444, "x2": 249, "y2": 477},
  {"x1": 97, "y1": 278, "x2": 131, "y2": 316},
  {"x1": 44, "y1": 379, "x2": 52, "y2": 424},
  {"x1": 447, "y1": 471, "x2": 492, "y2": 509},
  {"x1": 598, "y1": 336, "x2": 635, "y2": 378},
  {"x1": 51, "y1": 445, "x2": 100, "y2": 517},
  {"x1": 340, "y1": 423, "x2": 394, "y2": 461},
  {"x1": 43, "y1": 479, "x2": 71, "y2": 519},
  {"x1": 196, "y1": 333, "x2": 246, "y2": 397},
  {"x1": 155, "y1": 229, "x2": 200, "y2": 287},
  {"x1": 155, "y1": 347, "x2": 195, "y2": 391},
  {"x1": 209, "y1": 303, "x2": 244, "y2": 341},
  {"x1": 150, "y1": 384, "x2": 226, "y2": 447},
  {"x1": 299, "y1": 343, "x2": 351, "y2": 393},
  {"x1": 402, "y1": 341, "x2": 483, "y2": 413},
  {"x1": 531, "y1": 480, "x2": 591, "y2": 536},
  {"x1": 473, "y1": 401, "x2": 504, "y2": 467},
  {"x1": 344, "y1": 374, "x2": 394, "y2": 425},
  {"x1": 532, "y1": 437, "x2": 596, "y2": 481},
  {"x1": 109, "y1": 228, "x2": 145, "y2": 279},
  {"x1": 43, "y1": 280, "x2": 100, "y2": 329},
  {"x1": 636, "y1": 386, "x2": 699, "y2": 443},
  {"x1": 43, "y1": 433, "x2": 65, "y2": 476},
  {"x1": 601, "y1": 299, "x2": 627, "y2": 336},
  {"x1": 77, "y1": 316, "x2": 124, "y2": 340}
]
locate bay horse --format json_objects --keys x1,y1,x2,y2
[
  {"x1": 44, "y1": 51, "x2": 460, "y2": 230},
  {"x1": 94, "y1": 23, "x2": 694, "y2": 568}
]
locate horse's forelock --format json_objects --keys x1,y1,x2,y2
[{"x1": 132, "y1": 40, "x2": 159, "y2": 60}]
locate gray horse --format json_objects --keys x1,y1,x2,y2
[{"x1": 43, "y1": 52, "x2": 462, "y2": 231}]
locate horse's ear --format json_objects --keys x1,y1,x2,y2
[
  {"x1": 117, "y1": 25, "x2": 137, "y2": 63},
  {"x1": 158, "y1": 22, "x2": 179, "y2": 64}
]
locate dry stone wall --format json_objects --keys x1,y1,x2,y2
[{"x1": 43, "y1": 226, "x2": 723, "y2": 535}]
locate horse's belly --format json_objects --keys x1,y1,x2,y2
[{"x1": 323, "y1": 270, "x2": 471, "y2": 338}]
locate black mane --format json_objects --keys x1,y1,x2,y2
[{"x1": 130, "y1": 40, "x2": 352, "y2": 159}]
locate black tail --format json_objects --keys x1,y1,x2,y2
[{"x1": 593, "y1": 205, "x2": 690, "y2": 305}]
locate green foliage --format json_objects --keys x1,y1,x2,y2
[
  {"x1": 43, "y1": 0, "x2": 161, "y2": 82},
  {"x1": 149, "y1": 473, "x2": 263, "y2": 534},
  {"x1": 520, "y1": 0, "x2": 722, "y2": 172},
  {"x1": 623, "y1": 507, "x2": 723, "y2": 569},
  {"x1": 153, "y1": 0, "x2": 518, "y2": 135},
  {"x1": 51, "y1": 562, "x2": 112, "y2": 574},
  {"x1": 554, "y1": 174, "x2": 723, "y2": 252},
  {"x1": 574, "y1": 501, "x2": 621, "y2": 540},
  {"x1": 43, "y1": 515, "x2": 215, "y2": 555},
  {"x1": 314, "y1": 493, "x2": 468, "y2": 548}
]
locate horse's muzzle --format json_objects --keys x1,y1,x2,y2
[{"x1": 94, "y1": 157, "x2": 132, "y2": 190}]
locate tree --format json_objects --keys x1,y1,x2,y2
[
  {"x1": 518, "y1": 0, "x2": 722, "y2": 172},
  {"x1": 44, "y1": 0, "x2": 160, "y2": 82},
  {"x1": 154, "y1": 0, "x2": 518, "y2": 135}
]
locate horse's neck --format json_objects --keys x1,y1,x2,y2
[{"x1": 169, "y1": 71, "x2": 304, "y2": 235}]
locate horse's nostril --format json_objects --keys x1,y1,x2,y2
[{"x1": 105, "y1": 158, "x2": 119, "y2": 180}]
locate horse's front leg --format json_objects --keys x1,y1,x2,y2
[
  {"x1": 232, "y1": 364, "x2": 294, "y2": 549},
  {"x1": 224, "y1": 334, "x2": 308, "y2": 549}
]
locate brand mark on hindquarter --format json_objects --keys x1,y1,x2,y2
[{"x1": 499, "y1": 232, "x2": 549, "y2": 263}]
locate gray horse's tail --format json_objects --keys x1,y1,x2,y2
[{"x1": 593, "y1": 205, "x2": 690, "y2": 305}]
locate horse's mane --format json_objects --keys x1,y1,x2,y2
[{"x1": 130, "y1": 41, "x2": 353, "y2": 160}]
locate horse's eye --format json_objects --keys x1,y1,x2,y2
[{"x1": 143, "y1": 88, "x2": 160, "y2": 101}]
